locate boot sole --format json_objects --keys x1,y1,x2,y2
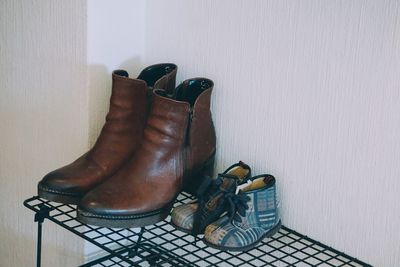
[
  {"x1": 203, "y1": 220, "x2": 282, "y2": 252},
  {"x1": 170, "y1": 221, "x2": 197, "y2": 235},
  {"x1": 77, "y1": 202, "x2": 174, "y2": 228},
  {"x1": 38, "y1": 185, "x2": 82, "y2": 205}
]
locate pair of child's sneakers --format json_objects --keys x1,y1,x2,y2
[{"x1": 171, "y1": 162, "x2": 281, "y2": 251}]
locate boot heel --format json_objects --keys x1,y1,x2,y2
[{"x1": 183, "y1": 154, "x2": 215, "y2": 196}]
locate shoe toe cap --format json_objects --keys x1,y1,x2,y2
[
  {"x1": 78, "y1": 188, "x2": 113, "y2": 215},
  {"x1": 204, "y1": 221, "x2": 227, "y2": 246},
  {"x1": 39, "y1": 169, "x2": 76, "y2": 192},
  {"x1": 171, "y1": 203, "x2": 198, "y2": 231},
  {"x1": 78, "y1": 183, "x2": 155, "y2": 216},
  {"x1": 204, "y1": 217, "x2": 247, "y2": 249}
]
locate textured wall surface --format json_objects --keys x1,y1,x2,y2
[
  {"x1": 87, "y1": 0, "x2": 146, "y2": 148},
  {"x1": 0, "y1": 1, "x2": 87, "y2": 266},
  {"x1": 144, "y1": 1, "x2": 400, "y2": 266},
  {"x1": 2, "y1": 1, "x2": 399, "y2": 266}
]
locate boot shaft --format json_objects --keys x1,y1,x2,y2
[
  {"x1": 137, "y1": 63, "x2": 177, "y2": 92},
  {"x1": 175, "y1": 78, "x2": 216, "y2": 171},
  {"x1": 144, "y1": 78, "x2": 216, "y2": 165},
  {"x1": 143, "y1": 90, "x2": 190, "y2": 150},
  {"x1": 108, "y1": 64, "x2": 177, "y2": 114},
  {"x1": 91, "y1": 64, "x2": 178, "y2": 170},
  {"x1": 106, "y1": 72, "x2": 147, "y2": 124}
]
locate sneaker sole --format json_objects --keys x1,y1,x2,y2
[
  {"x1": 203, "y1": 220, "x2": 282, "y2": 252},
  {"x1": 170, "y1": 221, "x2": 199, "y2": 235}
]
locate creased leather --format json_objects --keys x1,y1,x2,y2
[
  {"x1": 79, "y1": 80, "x2": 216, "y2": 218},
  {"x1": 38, "y1": 64, "x2": 177, "y2": 200}
]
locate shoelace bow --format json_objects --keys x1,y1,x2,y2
[
  {"x1": 224, "y1": 190, "x2": 250, "y2": 223},
  {"x1": 193, "y1": 174, "x2": 250, "y2": 233},
  {"x1": 192, "y1": 174, "x2": 232, "y2": 234}
]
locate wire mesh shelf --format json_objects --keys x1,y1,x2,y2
[{"x1": 24, "y1": 192, "x2": 372, "y2": 267}]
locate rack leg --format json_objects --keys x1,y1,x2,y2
[
  {"x1": 128, "y1": 227, "x2": 145, "y2": 258},
  {"x1": 36, "y1": 221, "x2": 43, "y2": 267},
  {"x1": 34, "y1": 204, "x2": 51, "y2": 267}
]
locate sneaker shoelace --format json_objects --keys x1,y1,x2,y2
[
  {"x1": 192, "y1": 173, "x2": 238, "y2": 234},
  {"x1": 224, "y1": 190, "x2": 250, "y2": 224}
]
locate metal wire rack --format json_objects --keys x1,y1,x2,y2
[{"x1": 24, "y1": 192, "x2": 372, "y2": 267}]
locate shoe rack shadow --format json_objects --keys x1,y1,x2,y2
[{"x1": 24, "y1": 193, "x2": 372, "y2": 267}]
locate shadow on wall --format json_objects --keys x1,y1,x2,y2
[
  {"x1": 88, "y1": 57, "x2": 143, "y2": 147},
  {"x1": 0, "y1": 222, "x2": 82, "y2": 266}
]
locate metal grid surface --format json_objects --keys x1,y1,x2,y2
[{"x1": 24, "y1": 193, "x2": 372, "y2": 267}]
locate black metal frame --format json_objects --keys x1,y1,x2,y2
[{"x1": 24, "y1": 192, "x2": 372, "y2": 267}]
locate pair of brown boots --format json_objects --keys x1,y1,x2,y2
[{"x1": 37, "y1": 63, "x2": 216, "y2": 228}]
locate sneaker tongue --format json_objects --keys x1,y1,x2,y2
[{"x1": 220, "y1": 176, "x2": 237, "y2": 192}]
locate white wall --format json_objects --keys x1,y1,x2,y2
[
  {"x1": 87, "y1": 0, "x2": 146, "y2": 147},
  {"x1": 0, "y1": 1, "x2": 87, "y2": 266},
  {"x1": 2, "y1": 1, "x2": 399, "y2": 266},
  {"x1": 144, "y1": 1, "x2": 400, "y2": 266}
]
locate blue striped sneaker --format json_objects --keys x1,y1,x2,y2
[
  {"x1": 203, "y1": 174, "x2": 281, "y2": 251},
  {"x1": 171, "y1": 161, "x2": 251, "y2": 235}
]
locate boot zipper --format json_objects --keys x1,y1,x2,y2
[
  {"x1": 182, "y1": 108, "x2": 193, "y2": 189},
  {"x1": 186, "y1": 109, "x2": 193, "y2": 145}
]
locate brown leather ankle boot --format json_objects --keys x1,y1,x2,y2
[
  {"x1": 37, "y1": 63, "x2": 177, "y2": 204},
  {"x1": 77, "y1": 78, "x2": 216, "y2": 228}
]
